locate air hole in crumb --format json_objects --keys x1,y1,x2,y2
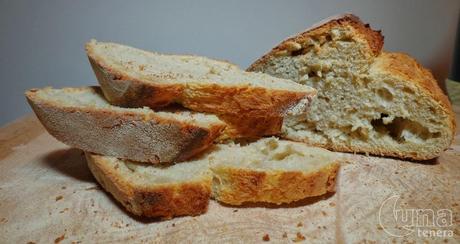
[
  {"x1": 371, "y1": 115, "x2": 440, "y2": 143},
  {"x1": 402, "y1": 87, "x2": 414, "y2": 94},
  {"x1": 376, "y1": 88, "x2": 393, "y2": 102},
  {"x1": 319, "y1": 96, "x2": 330, "y2": 103},
  {"x1": 341, "y1": 125, "x2": 369, "y2": 141},
  {"x1": 291, "y1": 49, "x2": 303, "y2": 56},
  {"x1": 339, "y1": 36, "x2": 353, "y2": 42},
  {"x1": 212, "y1": 177, "x2": 222, "y2": 187},
  {"x1": 308, "y1": 71, "x2": 317, "y2": 78}
]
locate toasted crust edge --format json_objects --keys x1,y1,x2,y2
[
  {"x1": 374, "y1": 52, "x2": 456, "y2": 143},
  {"x1": 217, "y1": 115, "x2": 283, "y2": 140},
  {"x1": 85, "y1": 152, "x2": 212, "y2": 218},
  {"x1": 211, "y1": 161, "x2": 340, "y2": 205},
  {"x1": 247, "y1": 13, "x2": 384, "y2": 71},
  {"x1": 86, "y1": 43, "x2": 316, "y2": 118},
  {"x1": 25, "y1": 87, "x2": 226, "y2": 163}
]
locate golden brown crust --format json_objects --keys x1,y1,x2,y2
[
  {"x1": 85, "y1": 153, "x2": 211, "y2": 218},
  {"x1": 91, "y1": 56, "x2": 292, "y2": 137},
  {"x1": 87, "y1": 46, "x2": 316, "y2": 119},
  {"x1": 372, "y1": 52, "x2": 456, "y2": 137},
  {"x1": 25, "y1": 87, "x2": 226, "y2": 163},
  {"x1": 247, "y1": 14, "x2": 384, "y2": 71},
  {"x1": 217, "y1": 115, "x2": 283, "y2": 140},
  {"x1": 211, "y1": 161, "x2": 340, "y2": 205},
  {"x1": 179, "y1": 84, "x2": 313, "y2": 118}
]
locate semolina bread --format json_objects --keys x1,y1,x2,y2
[
  {"x1": 85, "y1": 40, "x2": 317, "y2": 118},
  {"x1": 85, "y1": 152, "x2": 212, "y2": 219},
  {"x1": 26, "y1": 86, "x2": 226, "y2": 163},
  {"x1": 248, "y1": 14, "x2": 456, "y2": 160},
  {"x1": 85, "y1": 137, "x2": 340, "y2": 218}
]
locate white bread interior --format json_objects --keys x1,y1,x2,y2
[{"x1": 248, "y1": 15, "x2": 455, "y2": 160}]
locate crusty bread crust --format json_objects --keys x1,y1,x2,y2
[
  {"x1": 25, "y1": 87, "x2": 226, "y2": 163},
  {"x1": 373, "y1": 52, "x2": 456, "y2": 138},
  {"x1": 85, "y1": 153, "x2": 212, "y2": 218},
  {"x1": 211, "y1": 161, "x2": 340, "y2": 205},
  {"x1": 247, "y1": 14, "x2": 384, "y2": 72},
  {"x1": 89, "y1": 57, "x2": 291, "y2": 137},
  {"x1": 86, "y1": 44, "x2": 316, "y2": 118},
  {"x1": 218, "y1": 115, "x2": 283, "y2": 140}
]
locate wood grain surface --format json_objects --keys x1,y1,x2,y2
[{"x1": 1, "y1": 109, "x2": 459, "y2": 243}]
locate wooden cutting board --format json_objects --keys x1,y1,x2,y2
[{"x1": 1, "y1": 109, "x2": 459, "y2": 243}]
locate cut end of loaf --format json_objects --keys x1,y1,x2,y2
[{"x1": 248, "y1": 14, "x2": 454, "y2": 160}]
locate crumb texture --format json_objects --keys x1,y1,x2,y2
[
  {"x1": 86, "y1": 138, "x2": 340, "y2": 213},
  {"x1": 87, "y1": 40, "x2": 312, "y2": 91},
  {"x1": 209, "y1": 138, "x2": 339, "y2": 205},
  {"x1": 86, "y1": 40, "x2": 316, "y2": 117},
  {"x1": 249, "y1": 16, "x2": 454, "y2": 160}
]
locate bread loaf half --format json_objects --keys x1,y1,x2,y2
[
  {"x1": 86, "y1": 40, "x2": 316, "y2": 117},
  {"x1": 248, "y1": 14, "x2": 456, "y2": 160},
  {"x1": 26, "y1": 86, "x2": 225, "y2": 163},
  {"x1": 85, "y1": 138, "x2": 340, "y2": 218}
]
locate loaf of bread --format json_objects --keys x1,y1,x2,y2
[
  {"x1": 26, "y1": 86, "x2": 225, "y2": 163},
  {"x1": 86, "y1": 40, "x2": 317, "y2": 118},
  {"x1": 85, "y1": 138, "x2": 340, "y2": 218},
  {"x1": 248, "y1": 14, "x2": 456, "y2": 160}
]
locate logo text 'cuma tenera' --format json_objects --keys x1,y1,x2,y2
[{"x1": 378, "y1": 195, "x2": 453, "y2": 238}]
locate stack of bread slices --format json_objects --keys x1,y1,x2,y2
[
  {"x1": 26, "y1": 40, "x2": 341, "y2": 218},
  {"x1": 25, "y1": 14, "x2": 455, "y2": 219}
]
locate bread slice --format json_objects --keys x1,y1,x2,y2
[
  {"x1": 26, "y1": 86, "x2": 226, "y2": 163},
  {"x1": 209, "y1": 138, "x2": 340, "y2": 205},
  {"x1": 85, "y1": 137, "x2": 340, "y2": 217},
  {"x1": 248, "y1": 14, "x2": 456, "y2": 160},
  {"x1": 85, "y1": 39, "x2": 317, "y2": 117},
  {"x1": 85, "y1": 152, "x2": 212, "y2": 219}
]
